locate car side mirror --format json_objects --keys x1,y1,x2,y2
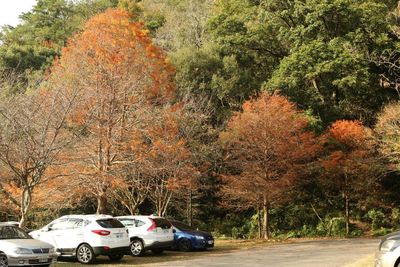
[
  {"x1": 173, "y1": 229, "x2": 176, "y2": 233},
  {"x1": 43, "y1": 227, "x2": 51, "y2": 232}
]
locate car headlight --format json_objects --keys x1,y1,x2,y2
[
  {"x1": 195, "y1": 235, "x2": 205, "y2": 240},
  {"x1": 14, "y1": 248, "x2": 33, "y2": 255},
  {"x1": 380, "y1": 240, "x2": 400, "y2": 252}
]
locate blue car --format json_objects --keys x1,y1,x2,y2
[{"x1": 169, "y1": 220, "x2": 214, "y2": 252}]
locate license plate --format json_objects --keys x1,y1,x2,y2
[
  {"x1": 38, "y1": 258, "x2": 48, "y2": 263},
  {"x1": 208, "y1": 240, "x2": 214, "y2": 244}
]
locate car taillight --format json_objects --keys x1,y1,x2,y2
[
  {"x1": 91, "y1": 230, "x2": 110, "y2": 236},
  {"x1": 147, "y1": 218, "x2": 156, "y2": 232}
]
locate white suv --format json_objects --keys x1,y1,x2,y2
[
  {"x1": 29, "y1": 215, "x2": 130, "y2": 264},
  {"x1": 116, "y1": 216, "x2": 174, "y2": 256}
]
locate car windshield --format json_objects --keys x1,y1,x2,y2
[
  {"x1": 0, "y1": 226, "x2": 32, "y2": 239},
  {"x1": 96, "y1": 218, "x2": 125, "y2": 228},
  {"x1": 171, "y1": 221, "x2": 195, "y2": 231}
]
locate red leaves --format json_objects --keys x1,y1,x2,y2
[
  {"x1": 220, "y1": 93, "x2": 320, "y2": 208},
  {"x1": 322, "y1": 119, "x2": 380, "y2": 197},
  {"x1": 329, "y1": 120, "x2": 371, "y2": 148}
]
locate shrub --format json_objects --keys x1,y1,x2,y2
[{"x1": 367, "y1": 209, "x2": 387, "y2": 230}]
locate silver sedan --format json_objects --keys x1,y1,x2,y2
[
  {"x1": 375, "y1": 231, "x2": 400, "y2": 267},
  {"x1": 0, "y1": 223, "x2": 57, "y2": 266}
]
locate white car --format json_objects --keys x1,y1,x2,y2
[
  {"x1": 0, "y1": 223, "x2": 57, "y2": 267},
  {"x1": 29, "y1": 215, "x2": 130, "y2": 264},
  {"x1": 116, "y1": 216, "x2": 174, "y2": 256},
  {"x1": 376, "y1": 231, "x2": 400, "y2": 267}
]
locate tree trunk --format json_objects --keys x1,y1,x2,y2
[
  {"x1": 345, "y1": 192, "x2": 349, "y2": 236},
  {"x1": 19, "y1": 187, "x2": 32, "y2": 228},
  {"x1": 188, "y1": 189, "x2": 193, "y2": 226},
  {"x1": 257, "y1": 205, "x2": 262, "y2": 239},
  {"x1": 96, "y1": 194, "x2": 108, "y2": 214},
  {"x1": 263, "y1": 194, "x2": 270, "y2": 240},
  {"x1": 344, "y1": 173, "x2": 349, "y2": 236}
]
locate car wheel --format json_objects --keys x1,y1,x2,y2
[
  {"x1": 396, "y1": 258, "x2": 400, "y2": 267},
  {"x1": 0, "y1": 253, "x2": 8, "y2": 267},
  {"x1": 151, "y1": 249, "x2": 164, "y2": 255},
  {"x1": 76, "y1": 244, "x2": 95, "y2": 264},
  {"x1": 108, "y1": 253, "x2": 124, "y2": 261},
  {"x1": 178, "y1": 239, "x2": 192, "y2": 252},
  {"x1": 130, "y1": 239, "x2": 144, "y2": 256}
]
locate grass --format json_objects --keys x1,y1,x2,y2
[{"x1": 55, "y1": 239, "x2": 280, "y2": 267}]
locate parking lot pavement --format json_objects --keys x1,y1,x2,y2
[{"x1": 154, "y1": 238, "x2": 379, "y2": 267}]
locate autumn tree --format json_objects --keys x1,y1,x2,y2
[
  {"x1": 220, "y1": 93, "x2": 320, "y2": 239},
  {"x1": 376, "y1": 102, "x2": 400, "y2": 170},
  {"x1": 108, "y1": 128, "x2": 154, "y2": 215},
  {"x1": 51, "y1": 8, "x2": 175, "y2": 214},
  {"x1": 322, "y1": 120, "x2": 383, "y2": 236},
  {"x1": 143, "y1": 107, "x2": 194, "y2": 217},
  {"x1": 0, "y1": 87, "x2": 79, "y2": 227}
]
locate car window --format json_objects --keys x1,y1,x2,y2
[
  {"x1": 171, "y1": 221, "x2": 195, "y2": 231},
  {"x1": 0, "y1": 226, "x2": 31, "y2": 239},
  {"x1": 152, "y1": 218, "x2": 172, "y2": 229},
  {"x1": 96, "y1": 218, "x2": 125, "y2": 228},
  {"x1": 135, "y1": 219, "x2": 145, "y2": 227},
  {"x1": 48, "y1": 219, "x2": 68, "y2": 231},
  {"x1": 67, "y1": 219, "x2": 84, "y2": 229},
  {"x1": 119, "y1": 219, "x2": 135, "y2": 227}
]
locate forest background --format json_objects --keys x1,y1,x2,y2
[{"x1": 1, "y1": 0, "x2": 400, "y2": 240}]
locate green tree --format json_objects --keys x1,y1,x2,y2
[
  {"x1": 204, "y1": 0, "x2": 398, "y2": 125},
  {"x1": 0, "y1": 0, "x2": 118, "y2": 78},
  {"x1": 262, "y1": 0, "x2": 397, "y2": 125}
]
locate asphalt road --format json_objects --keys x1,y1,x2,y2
[{"x1": 155, "y1": 239, "x2": 379, "y2": 267}]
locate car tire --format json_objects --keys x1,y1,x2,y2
[
  {"x1": 76, "y1": 244, "x2": 95, "y2": 264},
  {"x1": 396, "y1": 258, "x2": 400, "y2": 267},
  {"x1": 130, "y1": 239, "x2": 144, "y2": 256},
  {"x1": 151, "y1": 249, "x2": 164, "y2": 255},
  {"x1": 0, "y1": 253, "x2": 8, "y2": 267},
  {"x1": 108, "y1": 253, "x2": 124, "y2": 261},
  {"x1": 178, "y1": 239, "x2": 192, "y2": 252}
]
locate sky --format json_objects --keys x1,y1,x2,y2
[{"x1": 0, "y1": 0, "x2": 36, "y2": 27}]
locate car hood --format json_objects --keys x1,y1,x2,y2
[
  {"x1": 181, "y1": 230, "x2": 213, "y2": 238},
  {"x1": 382, "y1": 231, "x2": 400, "y2": 241},
  {"x1": 0, "y1": 239, "x2": 53, "y2": 250}
]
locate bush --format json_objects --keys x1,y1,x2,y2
[
  {"x1": 316, "y1": 217, "x2": 347, "y2": 237},
  {"x1": 367, "y1": 209, "x2": 387, "y2": 230},
  {"x1": 392, "y1": 208, "x2": 400, "y2": 229},
  {"x1": 372, "y1": 227, "x2": 392, "y2": 237}
]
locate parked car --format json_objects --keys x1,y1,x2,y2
[
  {"x1": 29, "y1": 215, "x2": 130, "y2": 264},
  {"x1": 3, "y1": 221, "x2": 31, "y2": 233},
  {"x1": 375, "y1": 230, "x2": 400, "y2": 267},
  {"x1": 0, "y1": 222, "x2": 57, "y2": 267},
  {"x1": 116, "y1": 215, "x2": 174, "y2": 256},
  {"x1": 169, "y1": 220, "x2": 214, "y2": 252}
]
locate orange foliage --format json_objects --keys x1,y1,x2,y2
[
  {"x1": 323, "y1": 120, "x2": 375, "y2": 172},
  {"x1": 321, "y1": 119, "x2": 381, "y2": 231},
  {"x1": 220, "y1": 93, "x2": 320, "y2": 209},
  {"x1": 47, "y1": 8, "x2": 176, "y2": 213},
  {"x1": 329, "y1": 120, "x2": 371, "y2": 148}
]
